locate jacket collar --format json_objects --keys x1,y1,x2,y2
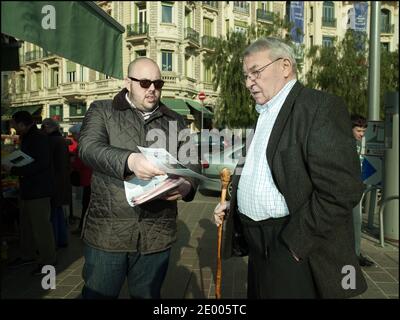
[{"x1": 112, "y1": 88, "x2": 180, "y2": 121}]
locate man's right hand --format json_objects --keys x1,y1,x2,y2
[
  {"x1": 127, "y1": 153, "x2": 165, "y2": 180},
  {"x1": 214, "y1": 201, "x2": 230, "y2": 227}
]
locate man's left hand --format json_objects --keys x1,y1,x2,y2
[{"x1": 162, "y1": 179, "x2": 192, "y2": 201}]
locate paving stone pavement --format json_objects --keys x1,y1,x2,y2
[{"x1": 0, "y1": 191, "x2": 398, "y2": 299}]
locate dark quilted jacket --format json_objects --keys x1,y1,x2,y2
[{"x1": 78, "y1": 88, "x2": 199, "y2": 254}]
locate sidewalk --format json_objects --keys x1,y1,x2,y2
[{"x1": 1, "y1": 191, "x2": 398, "y2": 299}]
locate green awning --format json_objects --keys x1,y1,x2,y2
[
  {"x1": 1, "y1": 1, "x2": 124, "y2": 79},
  {"x1": 185, "y1": 99, "x2": 214, "y2": 118},
  {"x1": 161, "y1": 98, "x2": 190, "y2": 116},
  {"x1": 1, "y1": 105, "x2": 43, "y2": 120}
]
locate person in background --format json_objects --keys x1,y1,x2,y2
[
  {"x1": 66, "y1": 124, "x2": 81, "y2": 225},
  {"x1": 351, "y1": 114, "x2": 374, "y2": 267},
  {"x1": 41, "y1": 118, "x2": 71, "y2": 249},
  {"x1": 68, "y1": 124, "x2": 93, "y2": 235},
  {"x1": 3, "y1": 111, "x2": 56, "y2": 275}
]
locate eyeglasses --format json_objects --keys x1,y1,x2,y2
[
  {"x1": 128, "y1": 77, "x2": 165, "y2": 90},
  {"x1": 243, "y1": 58, "x2": 283, "y2": 81}
]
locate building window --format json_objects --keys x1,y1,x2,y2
[
  {"x1": 381, "y1": 9, "x2": 392, "y2": 33},
  {"x1": 310, "y1": 6, "x2": 314, "y2": 22},
  {"x1": 162, "y1": 3, "x2": 173, "y2": 23},
  {"x1": 66, "y1": 61, "x2": 76, "y2": 83},
  {"x1": 161, "y1": 51, "x2": 173, "y2": 71},
  {"x1": 185, "y1": 9, "x2": 192, "y2": 28},
  {"x1": 203, "y1": 18, "x2": 213, "y2": 36},
  {"x1": 322, "y1": 36, "x2": 334, "y2": 47},
  {"x1": 310, "y1": 35, "x2": 314, "y2": 47},
  {"x1": 204, "y1": 66, "x2": 212, "y2": 83},
  {"x1": 136, "y1": 50, "x2": 146, "y2": 58},
  {"x1": 260, "y1": 1, "x2": 271, "y2": 12},
  {"x1": 80, "y1": 65, "x2": 85, "y2": 82},
  {"x1": 138, "y1": 5, "x2": 147, "y2": 25},
  {"x1": 34, "y1": 71, "x2": 42, "y2": 90},
  {"x1": 50, "y1": 105, "x2": 63, "y2": 121},
  {"x1": 67, "y1": 71, "x2": 76, "y2": 82},
  {"x1": 69, "y1": 103, "x2": 87, "y2": 117},
  {"x1": 50, "y1": 68, "x2": 59, "y2": 87},
  {"x1": 381, "y1": 42, "x2": 390, "y2": 51},
  {"x1": 19, "y1": 75, "x2": 25, "y2": 92},
  {"x1": 233, "y1": 1, "x2": 249, "y2": 10},
  {"x1": 323, "y1": 1, "x2": 335, "y2": 21}
]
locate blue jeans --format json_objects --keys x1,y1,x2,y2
[
  {"x1": 82, "y1": 244, "x2": 170, "y2": 299},
  {"x1": 50, "y1": 206, "x2": 68, "y2": 247}
]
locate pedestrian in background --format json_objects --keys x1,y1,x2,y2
[
  {"x1": 3, "y1": 111, "x2": 56, "y2": 275},
  {"x1": 68, "y1": 124, "x2": 93, "y2": 236},
  {"x1": 351, "y1": 114, "x2": 374, "y2": 267},
  {"x1": 41, "y1": 118, "x2": 71, "y2": 249}
]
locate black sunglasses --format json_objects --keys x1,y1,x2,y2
[{"x1": 128, "y1": 77, "x2": 165, "y2": 90}]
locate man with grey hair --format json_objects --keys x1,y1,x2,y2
[
  {"x1": 78, "y1": 57, "x2": 199, "y2": 298},
  {"x1": 214, "y1": 37, "x2": 367, "y2": 298}
]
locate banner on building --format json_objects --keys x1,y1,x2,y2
[
  {"x1": 354, "y1": 2, "x2": 368, "y2": 32},
  {"x1": 290, "y1": 1, "x2": 304, "y2": 43},
  {"x1": 347, "y1": 2, "x2": 368, "y2": 32}
]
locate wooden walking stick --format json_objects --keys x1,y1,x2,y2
[{"x1": 215, "y1": 168, "x2": 231, "y2": 299}]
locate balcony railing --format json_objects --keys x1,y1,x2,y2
[
  {"x1": 233, "y1": 3, "x2": 249, "y2": 14},
  {"x1": 60, "y1": 82, "x2": 88, "y2": 96},
  {"x1": 184, "y1": 27, "x2": 199, "y2": 44},
  {"x1": 126, "y1": 23, "x2": 149, "y2": 37},
  {"x1": 322, "y1": 17, "x2": 337, "y2": 28},
  {"x1": 161, "y1": 74, "x2": 177, "y2": 84},
  {"x1": 25, "y1": 50, "x2": 43, "y2": 62},
  {"x1": 381, "y1": 23, "x2": 394, "y2": 34},
  {"x1": 256, "y1": 9, "x2": 274, "y2": 22},
  {"x1": 201, "y1": 35, "x2": 216, "y2": 49}
]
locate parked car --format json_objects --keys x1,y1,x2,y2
[
  {"x1": 199, "y1": 143, "x2": 245, "y2": 199},
  {"x1": 187, "y1": 131, "x2": 241, "y2": 162}
]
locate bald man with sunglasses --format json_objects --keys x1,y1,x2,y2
[{"x1": 78, "y1": 57, "x2": 199, "y2": 299}]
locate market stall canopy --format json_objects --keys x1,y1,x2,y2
[
  {"x1": 161, "y1": 98, "x2": 191, "y2": 116},
  {"x1": 1, "y1": 1, "x2": 125, "y2": 79},
  {"x1": 1, "y1": 105, "x2": 43, "y2": 121},
  {"x1": 185, "y1": 99, "x2": 214, "y2": 119}
]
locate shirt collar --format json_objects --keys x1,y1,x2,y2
[
  {"x1": 255, "y1": 79, "x2": 297, "y2": 114},
  {"x1": 125, "y1": 93, "x2": 159, "y2": 119}
]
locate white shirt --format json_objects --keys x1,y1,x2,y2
[
  {"x1": 237, "y1": 79, "x2": 297, "y2": 221},
  {"x1": 125, "y1": 93, "x2": 159, "y2": 120}
]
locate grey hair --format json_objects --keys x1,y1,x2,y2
[
  {"x1": 244, "y1": 37, "x2": 297, "y2": 73},
  {"x1": 127, "y1": 57, "x2": 158, "y2": 76}
]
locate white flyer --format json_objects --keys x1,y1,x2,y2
[
  {"x1": 1, "y1": 149, "x2": 34, "y2": 167},
  {"x1": 137, "y1": 146, "x2": 212, "y2": 181},
  {"x1": 124, "y1": 174, "x2": 169, "y2": 207}
]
